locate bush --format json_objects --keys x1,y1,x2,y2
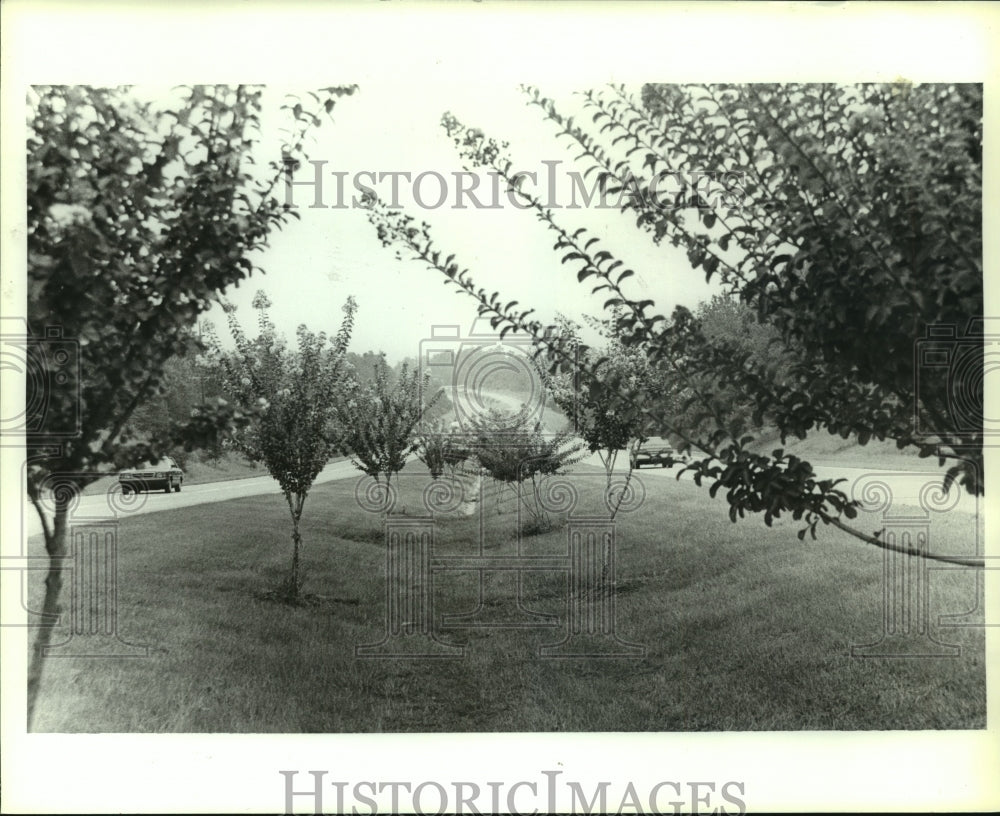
[
  {"x1": 469, "y1": 406, "x2": 584, "y2": 531},
  {"x1": 416, "y1": 421, "x2": 473, "y2": 479}
]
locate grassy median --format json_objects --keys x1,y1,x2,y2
[{"x1": 28, "y1": 462, "x2": 986, "y2": 732}]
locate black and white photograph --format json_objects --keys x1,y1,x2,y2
[{"x1": 2, "y1": 1, "x2": 997, "y2": 813}]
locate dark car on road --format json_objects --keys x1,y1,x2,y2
[
  {"x1": 630, "y1": 437, "x2": 678, "y2": 469},
  {"x1": 119, "y1": 457, "x2": 184, "y2": 494}
]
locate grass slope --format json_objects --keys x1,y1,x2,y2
[{"x1": 29, "y1": 463, "x2": 985, "y2": 732}]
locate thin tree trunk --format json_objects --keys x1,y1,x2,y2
[
  {"x1": 290, "y1": 516, "x2": 301, "y2": 598},
  {"x1": 608, "y1": 465, "x2": 634, "y2": 522},
  {"x1": 27, "y1": 494, "x2": 70, "y2": 729},
  {"x1": 600, "y1": 451, "x2": 633, "y2": 598},
  {"x1": 599, "y1": 447, "x2": 618, "y2": 501},
  {"x1": 386, "y1": 472, "x2": 393, "y2": 514},
  {"x1": 285, "y1": 491, "x2": 305, "y2": 600}
]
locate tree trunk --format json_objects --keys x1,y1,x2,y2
[
  {"x1": 599, "y1": 447, "x2": 618, "y2": 505},
  {"x1": 608, "y1": 461, "x2": 634, "y2": 521},
  {"x1": 602, "y1": 455, "x2": 635, "y2": 595},
  {"x1": 27, "y1": 493, "x2": 70, "y2": 728},
  {"x1": 290, "y1": 517, "x2": 301, "y2": 599},
  {"x1": 285, "y1": 492, "x2": 305, "y2": 601}
]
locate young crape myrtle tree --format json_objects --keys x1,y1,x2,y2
[
  {"x1": 366, "y1": 81, "x2": 983, "y2": 569},
  {"x1": 537, "y1": 311, "x2": 667, "y2": 519},
  {"x1": 206, "y1": 291, "x2": 357, "y2": 601},
  {"x1": 334, "y1": 355, "x2": 441, "y2": 513},
  {"x1": 23, "y1": 83, "x2": 357, "y2": 722},
  {"x1": 469, "y1": 406, "x2": 585, "y2": 533},
  {"x1": 416, "y1": 419, "x2": 472, "y2": 480}
]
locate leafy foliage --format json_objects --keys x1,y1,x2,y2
[
  {"x1": 664, "y1": 294, "x2": 792, "y2": 442},
  {"x1": 26, "y1": 84, "x2": 357, "y2": 487},
  {"x1": 530, "y1": 82, "x2": 982, "y2": 492},
  {"x1": 469, "y1": 406, "x2": 584, "y2": 530},
  {"x1": 122, "y1": 323, "x2": 229, "y2": 467},
  {"x1": 368, "y1": 82, "x2": 983, "y2": 565},
  {"x1": 415, "y1": 420, "x2": 472, "y2": 480},
  {"x1": 543, "y1": 312, "x2": 662, "y2": 444},
  {"x1": 24, "y1": 83, "x2": 356, "y2": 718},
  {"x1": 537, "y1": 311, "x2": 658, "y2": 517},
  {"x1": 206, "y1": 291, "x2": 357, "y2": 598},
  {"x1": 334, "y1": 356, "x2": 439, "y2": 505}
]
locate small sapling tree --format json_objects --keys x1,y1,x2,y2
[
  {"x1": 207, "y1": 291, "x2": 357, "y2": 600},
  {"x1": 334, "y1": 355, "x2": 440, "y2": 512},
  {"x1": 470, "y1": 406, "x2": 584, "y2": 533},
  {"x1": 539, "y1": 313, "x2": 659, "y2": 518},
  {"x1": 416, "y1": 420, "x2": 472, "y2": 480},
  {"x1": 23, "y1": 83, "x2": 356, "y2": 722}
]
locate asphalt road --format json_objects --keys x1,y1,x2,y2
[
  {"x1": 21, "y1": 459, "x2": 361, "y2": 540},
  {"x1": 21, "y1": 445, "x2": 978, "y2": 542}
]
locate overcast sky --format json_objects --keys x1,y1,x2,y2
[{"x1": 206, "y1": 80, "x2": 723, "y2": 361}]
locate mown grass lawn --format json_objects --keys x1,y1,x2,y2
[{"x1": 28, "y1": 463, "x2": 986, "y2": 732}]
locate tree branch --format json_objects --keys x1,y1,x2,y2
[{"x1": 824, "y1": 514, "x2": 984, "y2": 568}]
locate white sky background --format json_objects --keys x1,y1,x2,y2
[{"x1": 208, "y1": 80, "x2": 721, "y2": 359}]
